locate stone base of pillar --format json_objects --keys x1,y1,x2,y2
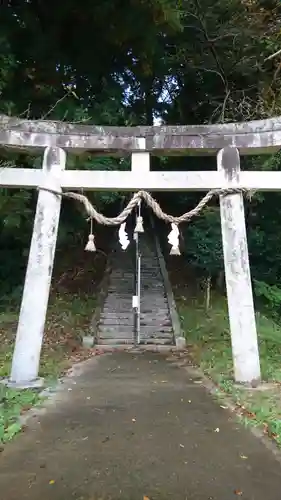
[
  {"x1": 175, "y1": 336, "x2": 187, "y2": 350},
  {"x1": 0, "y1": 377, "x2": 44, "y2": 390}
]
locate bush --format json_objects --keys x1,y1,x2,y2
[{"x1": 254, "y1": 279, "x2": 281, "y2": 318}]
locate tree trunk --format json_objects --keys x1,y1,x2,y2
[{"x1": 205, "y1": 275, "x2": 212, "y2": 310}]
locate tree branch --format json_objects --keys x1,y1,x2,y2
[
  {"x1": 264, "y1": 48, "x2": 281, "y2": 62},
  {"x1": 192, "y1": 0, "x2": 228, "y2": 90}
]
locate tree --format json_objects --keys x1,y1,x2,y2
[{"x1": 1, "y1": 0, "x2": 281, "y2": 296}]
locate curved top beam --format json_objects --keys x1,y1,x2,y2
[{"x1": 0, "y1": 114, "x2": 281, "y2": 156}]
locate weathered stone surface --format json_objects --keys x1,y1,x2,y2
[
  {"x1": 9, "y1": 147, "x2": 66, "y2": 385},
  {"x1": 99, "y1": 326, "x2": 173, "y2": 334},
  {"x1": 1, "y1": 114, "x2": 281, "y2": 155},
  {"x1": 218, "y1": 147, "x2": 260, "y2": 383},
  {"x1": 97, "y1": 232, "x2": 174, "y2": 346}
]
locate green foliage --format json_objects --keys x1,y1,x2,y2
[
  {"x1": 178, "y1": 291, "x2": 281, "y2": 447},
  {"x1": 253, "y1": 280, "x2": 281, "y2": 318},
  {"x1": 0, "y1": 0, "x2": 281, "y2": 300},
  {"x1": 1, "y1": 0, "x2": 281, "y2": 446},
  {"x1": 0, "y1": 388, "x2": 39, "y2": 444},
  {"x1": 182, "y1": 208, "x2": 223, "y2": 279},
  {"x1": 0, "y1": 254, "x2": 101, "y2": 444},
  {"x1": 0, "y1": 341, "x2": 40, "y2": 444}
]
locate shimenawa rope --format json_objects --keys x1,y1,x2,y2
[{"x1": 38, "y1": 186, "x2": 253, "y2": 255}]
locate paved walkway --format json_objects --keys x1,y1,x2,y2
[{"x1": 1, "y1": 352, "x2": 281, "y2": 500}]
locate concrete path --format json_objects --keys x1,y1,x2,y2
[{"x1": 1, "y1": 352, "x2": 281, "y2": 500}]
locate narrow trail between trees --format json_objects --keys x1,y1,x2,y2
[{"x1": 1, "y1": 351, "x2": 281, "y2": 500}]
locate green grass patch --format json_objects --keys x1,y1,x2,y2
[
  {"x1": 0, "y1": 291, "x2": 97, "y2": 445},
  {"x1": 0, "y1": 387, "x2": 40, "y2": 444},
  {"x1": 178, "y1": 292, "x2": 281, "y2": 446},
  {"x1": 0, "y1": 238, "x2": 108, "y2": 445}
]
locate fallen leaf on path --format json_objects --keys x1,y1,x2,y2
[
  {"x1": 49, "y1": 480, "x2": 55, "y2": 485},
  {"x1": 143, "y1": 496, "x2": 150, "y2": 500},
  {"x1": 20, "y1": 405, "x2": 32, "y2": 414},
  {"x1": 234, "y1": 489, "x2": 243, "y2": 496},
  {"x1": 95, "y1": 349, "x2": 104, "y2": 355}
]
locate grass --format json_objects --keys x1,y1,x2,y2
[
  {"x1": 0, "y1": 293, "x2": 97, "y2": 445},
  {"x1": 0, "y1": 245, "x2": 108, "y2": 445},
  {"x1": 177, "y1": 291, "x2": 281, "y2": 446}
]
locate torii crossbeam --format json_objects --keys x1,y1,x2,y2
[{"x1": 1, "y1": 114, "x2": 281, "y2": 388}]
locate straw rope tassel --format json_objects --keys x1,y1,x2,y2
[
  {"x1": 85, "y1": 217, "x2": 96, "y2": 252},
  {"x1": 134, "y1": 200, "x2": 144, "y2": 233}
]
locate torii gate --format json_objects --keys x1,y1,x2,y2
[{"x1": 1, "y1": 115, "x2": 281, "y2": 388}]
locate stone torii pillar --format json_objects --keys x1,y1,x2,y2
[
  {"x1": 8, "y1": 147, "x2": 66, "y2": 388},
  {"x1": 218, "y1": 146, "x2": 261, "y2": 385}
]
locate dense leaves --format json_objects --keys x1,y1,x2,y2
[{"x1": 1, "y1": 0, "x2": 281, "y2": 299}]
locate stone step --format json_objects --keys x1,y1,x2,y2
[
  {"x1": 105, "y1": 295, "x2": 167, "y2": 300},
  {"x1": 98, "y1": 338, "x2": 134, "y2": 345},
  {"x1": 105, "y1": 292, "x2": 168, "y2": 298},
  {"x1": 97, "y1": 235, "x2": 174, "y2": 347},
  {"x1": 103, "y1": 309, "x2": 170, "y2": 319},
  {"x1": 109, "y1": 278, "x2": 163, "y2": 282},
  {"x1": 119, "y1": 272, "x2": 162, "y2": 276},
  {"x1": 107, "y1": 293, "x2": 166, "y2": 296},
  {"x1": 105, "y1": 297, "x2": 168, "y2": 301},
  {"x1": 108, "y1": 285, "x2": 163, "y2": 290},
  {"x1": 109, "y1": 278, "x2": 164, "y2": 282},
  {"x1": 100, "y1": 313, "x2": 170, "y2": 320},
  {"x1": 99, "y1": 323, "x2": 171, "y2": 328},
  {"x1": 103, "y1": 303, "x2": 169, "y2": 309},
  {"x1": 99, "y1": 335, "x2": 173, "y2": 343},
  {"x1": 100, "y1": 309, "x2": 170, "y2": 315},
  {"x1": 99, "y1": 336, "x2": 174, "y2": 344},
  {"x1": 104, "y1": 297, "x2": 168, "y2": 306},
  {"x1": 99, "y1": 313, "x2": 171, "y2": 320},
  {"x1": 102, "y1": 307, "x2": 170, "y2": 314},
  {"x1": 104, "y1": 298, "x2": 169, "y2": 304},
  {"x1": 99, "y1": 319, "x2": 172, "y2": 327},
  {"x1": 109, "y1": 289, "x2": 166, "y2": 292},
  {"x1": 99, "y1": 325, "x2": 173, "y2": 334},
  {"x1": 107, "y1": 288, "x2": 165, "y2": 293},
  {"x1": 98, "y1": 338, "x2": 174, "y2": 346}
]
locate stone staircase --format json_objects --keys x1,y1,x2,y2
[{"x1": 96, "y1": 228, "x2": 174, "y2": 346}]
